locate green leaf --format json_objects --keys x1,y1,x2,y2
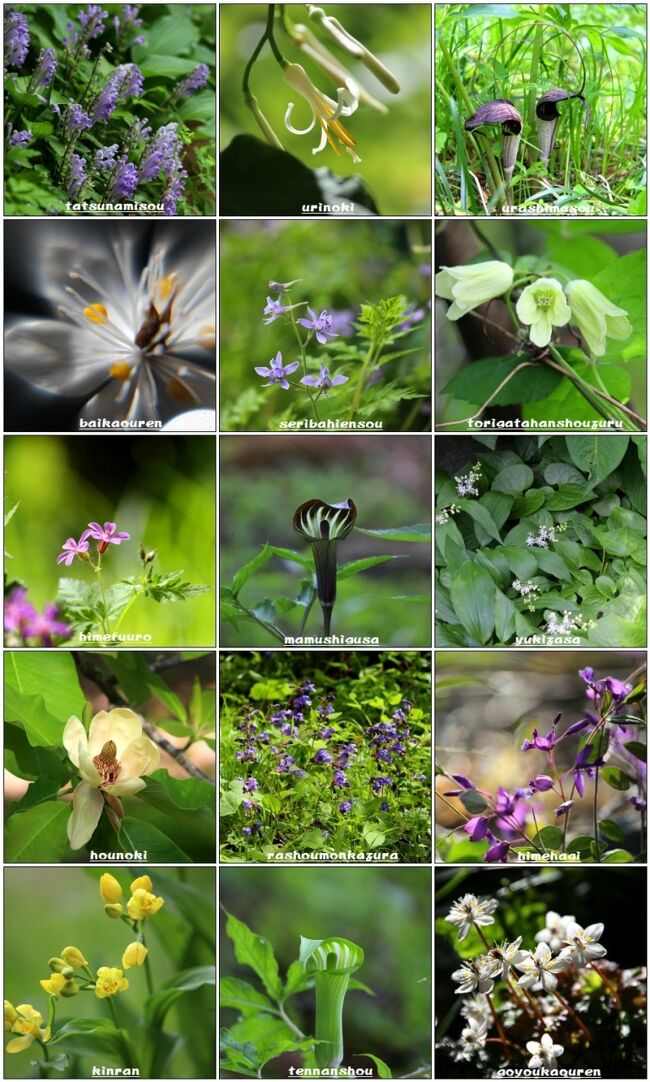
[
  {"x1": 4, "y1": 800, "x2": 70, "y2": 862},
  {"x1": 601, "y1": 848, "x2": 635, "y2": 863},
  {"x1": 623, "y1": 741, "x2": 646, "y2": 762},
  {"x1": 220, "y1": 977, "x2": 276, "y2": 1015},
  {"x1": 225, "y1": 912, "x2": 282, "y2": 1000},
  {"x1": 591, "y1": 251, "x2": 646, "y2": 363},
  {"x1": 106, "y1": 654, "x2": 187, "y2": 722},
  {"x1": 119, "y1": 817, "x2": 193, "y2": 862},
  {"x1": 219, "y1": 1027, "x2": 259, "y2": 1076},
  {"x1": 535, "y1": 550, "x2": 572, "y2": 581},
  {"x1": 492, "y1": 463, "x2": 534, "y2": 494},
  {"x1": 5, "y1": 652, "x2": 86, "y2": 746},
  {"x1": 231, "y1": 544, "x2": 273, "y2": 597},
  {"x1": 220, "y1": 780, "x2": 245, "y2": 816},
  {"x1": 50, "y1": 1019, "x2": 135, "y2": 1061},
  {"x1": 284, "y1": 960, "x2": 312, "y2": 998},
  {"x1": 135, "y1": 13, "x2": 199, "y2": 55},
  {"x1": 362, "y1": 821, "x2": 386, "y2": 848},
  {"x1": 532, "y1": 826, "x2": 563, "y2": 850},
  {"x1": 566, "y1": 436, "x2": 630, "y2": 488},
  {"x1": 566, "y1": 835, "x2": 594, "y2": 854},
  {"x1": 456, "y1": 499, "x2": 502, "y2": 542},
  {"x1": 449, "y1": 563, "x2": 496, "y2": 645},
  {"x1": 145, "y1": 965, "x2": 216, "y2": 1028},
  {"x1": 147, "y1": 769, "x2": 215, "y2": 811},
  {"x1": 337, "y1": 555, "x2": 404, "y2": 579},
  {"x1": 354, "y1": 524, "x2": 430, "y2": 542},
  {"x1": 598, "y1": 818, "x2": 624, "y2": 843},
  {"x1": 494, "y1": 589, "x2": 517, "y2": 642},
  {"x1": 355, "y1": 1053, "x2": 393, "y2": 1078},
  {"x1": 4, "y1": 723, "x2": 69, "y2": 784},
  {"x1": 600, "y1": 766, "x2": 632, "y2": 790},
  {"x1": 441, "y1": 355, "x2": 561, "y2": 405}
]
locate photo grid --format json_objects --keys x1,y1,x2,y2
[{"x1": 1, "y1": 3, "x2": 647, "y2": 1082}]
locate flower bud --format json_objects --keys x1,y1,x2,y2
[
  {"x1": 99, "y1": 873, "x2": 123, "y2": 904},
  {"x1": 436, "y1": 262, "x2": 514, "y2": 321},
  {"x1": 122, "y1": 942, "x2": 148, "y2": 969},
  {"x1": 61, "y1": 946, "x2": 88, "y2": 969},
  {"x1": 565, "y1": 279, "x2": 633, "y2": 358},
  {"x1": 130, "y1": 874, "x2": 153, "y2": 894},
  {"x1": 5, "y1": 1000, "x2": 17, "y2": 1030},
  {"x1": 48, "y1": 957, "x2": 67, "y2": 973},
  {"x1": 104, "y1": 903, "x2": 124, "y2": 919},
  {"x1": 59, "y1": 980, "x2": 80, "y2": 998}
]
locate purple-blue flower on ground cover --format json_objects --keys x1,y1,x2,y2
[
  {"x1": 277, "y1": 756, "x2": 296, "y2": 772},
  {"x1": 32, "y1": 47, "x2": 56, "y2": 87},
  {"x1": 242, "y1": 799, "x2": 258, "y2": 811},
  {"x1": 333, "y1": 771, "x2": 349, "y2": 788},
  {"x1": 291, "y1": 769, "x2": 307, "y2": 778},
  {"x1": 562, "y1": 715, "x2": 596, "y2": 738},
  {"x1": 4, "y1": 10, "x2": 29, "y2": 68},
  {"x1": 113, "y1": 5, "x2": 144, "y2": 46},
  {"x1": 109, "y1": 157, "x2": 138, "y2": 199},
  {"x1": 300, "y1": 681, "x2": 316, "y2": 692},
  {"x1": 242, "y1": 826, "x2": 253, "y2": 836},
  {"x1": 255, "y1": 351, "x2": 299, "y2": 390},
  {"x1": 243, "y1": 778, "x2": 259, "y2": 792},
  {"x1": 65, "y1": 4, "x2": 108, "y2": 47},
  {"x1": 235, "y1": 747, "x2": 257, "y2": 762},
  {"x1": 376, "y1": 748, "x2": 393, "y2": 764},
  {"x1": 172, "y1": 63, "x2": 209, "y2": 100},
  {"x1": 372, "y1": 776, "x2": 393, "y2": 792},
  {"x1": 300, "y1": 364, "x2": 349, "y2": 391},
  {"x1": 9, "y1": 130, "x2": 32, "y2": 148},
  {"x1": 339, "y1": 800, "x2": 353, "y2": 813},
  {"x1": 380, "y1": 801, "x2": 390, "y2": 811},
  {"x1": 56, "y1": 535, "x2": 90, "y2": 566},
  {"x1": 297, "y1": 307, "x2": 338, "y2": 345},
  {"x1": 320, "y1": 726, "x2": 335, "y2": 739},
  {"x1": 66, "y1": 104, "x2": 93, "y2": 132},
  {"x1": 293, "y1": 694, "x2": 311, "y2": 708},
  {"x1": 94, "y1": 144, "x2": 119, "y2": 171},
  {"x1": 68, "y1": 153, "x2": 87, "y2": 197},
  {"x1": 314, "y1": 749, "x2": 332, "y2": 764}
]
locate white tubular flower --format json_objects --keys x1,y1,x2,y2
[
  {"x1": 515, "y1": 277, "x2": 571, "y2": 347},
  {"x1": 489, "y1": 937, "x2": 529, "y2": 981},
  {"x1": 563, "y1": 922, "x2": 607, "y2": 967},
  {"x1": 283, "y1": 62, "x2": 360, "y2": 162},
  {"x1": 535, "y1": 911, "x2": 576, "y2": 954},
  {"x1": 445, "y1": 893, "x2": 498, "y2": 942},
  {"x1": 527, "y1": 1032, "x2": 564, "y2": 1069},
  {"x1": 292, "y1": 23, "x2": 388, "y2": 114},
  {"x1": 459, "y1": 1017, "x2": 488, "y2": 1059},
  {"x1": 565, "y1": 279, "x2": 633, "y2": 358},
  {"x1": 63, "y1": 708, "x2": 160, "y2": 849},
  {"x1": 515, "y1": 942, "x2": 573, "y2": 993},
  {"x1": 435, "y1": 261, "x2": 514, "y2": 321},
  {"x1": 451, "y1": 959, "x2": 496, "y2": 996}
]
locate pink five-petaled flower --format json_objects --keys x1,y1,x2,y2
[
  {"x1": 57, "y1": 536, "x2": 90, "y2": 566},
  {"x1": 254, "y1": 351, "x2": 299, "y2": 390},
  {"x1": 300, "y1": 364, "x2": 348, "y2": 392},
  {"x1": 85, "y1": 521, "x2": 131, "y2": 555}
]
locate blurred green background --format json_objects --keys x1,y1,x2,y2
[
  {"x1": 220, "y1": 866, "x2": 431, "y2": 1078},
  {"x1": 4, "y1": 867, "x2": 215, "y2": 1079},
  {"x1": 219, "y1": 4, "x2": 431, "y2": 214},
  {"x1": 220, "y1": 219, "x2": 432, "y2": 431},
  {"x1": 4, "y1": 436, "x2": 215, "y2": 646},
  {"x1": 219, "y1": 435, "x2": 432, "y2": 646}
]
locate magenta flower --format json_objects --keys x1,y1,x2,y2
[
  {"x1": 464, "y1": 815, "x2": 489, "y2": 841},
  {"x1": 57, "y1": 536, "x2": 90, "y2": 566},
  {"x1": 571, "y1": 745, "x2": 605, "y2": 797},
  {"x1": 85, "y1": 522, "x2": 131, "y2": 551},
  {"x1": 300, "y1": 364, "x2": 349, "y2": 391},
  {"x1": 297, "y1": 308, "x2": 337, "y2": 345},
  {"x1": 254, "y1": 351, "x2": 299, "y2": 390},
  {"x1": 4, "y1": 587, "x2": 37, "y2": 632},
  {"x1": 23, "y1": 605, "x2": 71, "y2": 646},
  {"x1": 530, "y1": 774, "x2": 555, "y2": 793},
  {"x1": 485, "y1": 840, "x2": 510, "y2": 862},
  {"x1": 494, "y1": 786, "x2": 516, "y2": 815}
]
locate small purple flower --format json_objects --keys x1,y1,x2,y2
[
  {"x1": 464, "y1": 815, "x2": 489, "y2": 841},
  {"x1": 485, "y1": 840, "x2": 510, "y2": 863},
  {"x1": 333, "y1": 771, "x2": 349, "y2": 788},
  {"x1": 110, "y1": 156, "x2": 138, "y2": 199},
  {"x1": 562, "y1": 716, "x2": 596, "y2": 738},
  {"x1": 4, "y1": 10, "x2": 30, "y2": 68},
  {"x1": 255, "y1": 351, "x2": 299, "y2": 390},
  {"x1": 23, "y1": 605, "x2": 71, "y2": 647},
  {"x1": 320, "y1": 726, "x2": 335, "y2": 739},
  {"x1": 451, "y1": 774, "x2": 475, "y2": 790},
  {"x1": 530, "y1": 774, "x2": 555, "y2": 793},
  {"x1": 553, "y1": 800, "x2": 574, "y2": 818},
  {"x1": 300, "y1": 364, "x2": 349, "y2": 392},
  {"x1": 242, "y1": 826, "x2": 253, "y2": 836},
  {"x1": 397, "y1": 301, "x2": 427, "y2": 332},
  {"x1": 297, "y1": 308, "x2": 338, "y2": 345},
  {"x1": 380, "y1": 801, "x2": 390, "y2": 812},
  {"x1": 339, "y1": 800, "x2": 353, "y2": 813},
  {"x1": 113, "y1": 4, "x2": 144, "y2": 46},
  {"x1": 242, "y1": 799, "x2": 257, "y2": 811},
  {"x1": 578, "y1": 666, "x2": 595, "y2": 684},
  {"x1": 243, "y1": 778, "x2": 259, "y2": 792},
  {"x1": 401, "y1": 699, "x2": 413, "y2": 714},
  {"x1": 56, "y1": 536, "x2": 90, "y2": 567},
  {"x1": 327, "y1": 309, "x2": 357, "y2": 337},
  {"x1": 66, "y1": 103, "x2": 93, "y2": 133},
  {"x1": 630, "y1": 795, "x2": 647, "y2": 811},
  {"x1": 32, "y1": 47, "x2": 56, "y2": 87},
  {"x1": 172, "y1": 63, "x2": 209, "y2": 101},
  {"x1": 314, "y1": 749, "x2": 332, "y2": 765},
  {"x1": 66, "y1": 4, "x2": 108, "y2": 45},
  {"x1": 571, "y1": 744, "x2": 605, "y2": 797},
  {"x1": 91, "y1": 66, "x2": 143, "y2": 125},
  {"x1": 372, "y1": 777, "x2": 393, "y2": 792},
  {"x1": 4, "y1": 587, "x2": 37, "y2": 633},
  {"x1": 262, "y1": 296, "x2": 303, "y2": 324},
  {"x1": 94, "y1": 144, "x2": 119, "y2": 171},
  {"x1": 9, "y1": 130, "x2": 32, "y2": 148},
  {"x1": 392, "y1": 708, "x2": 407, "y2": 724},
  {"x1": 376, "y1": 748, "x2": 393, "y2": 765},
  {"x1": 68, "y1": 154, "x2": 87, "y2": 198},
  {"x1": 140, "y1": 122, "x2": 183, "y2": 178},
  {"x1": 85, "y1": 521, "x2": 131, "y2": 549},
  {"x1": 301, "y1": 681, "x2": 316, "y2": 692},
  {"x1": 235, "y1": 747, "x2": 256, "y2": 763},
  {"x1": 494, "y1": 787, "x2": 516, "y2": 815},
  {"x1": 521, "y1": 726, "x2": 557, "y2": 752},
  {"x1": 162, "y1": 168, "x2": 187, "y2": 216},
  {"x1": 291, "y1": 768, "x2": 308, "y2": 778},
  {"x1": 277, "y1": 755, "x2": 295, "y2": 772},
  {"x1": 293, "y1": 694, "x2": 311, "y2": 709}
]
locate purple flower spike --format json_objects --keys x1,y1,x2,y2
[
  {"x1": 464, "y1": 815, "x2": 489, "y2": 842},
  {"x1": 9, "y1": 130, "x2": 32, "y2": 148},
  {"x1": 255, "y1": 351, "x2": 299, "y2": 390},
  {"x1": 57, "y1": 536, "x2": 90, "y2": 566},
  {"x1": 333, "y1": 770, "x2": 349, "y2": 788},
  {"x1": 297, "y1": 308, "x2": 338, "y2": 345},
  {"x1": 485, "y1": 840, "x2": 510, "y2": 863},
  {"x1": 314, "y1": 749, "x2": 332, "y2": 765},
  {"x1": 66, "y1": 103, "x2": 93, "y2": 133},
  {"x1": 172, "y1": 63, "x2": 209, "y2": 101},
  {"x1": 530, "y1": 774, "x2": 554, "y2": 792},
  {"x1": 4, "y1": 10, "x2": 30, "y2": 69},
  {"x1": 33, "y1": 47, "x2": 56, "y2": 87},
  {"x1": 451, "y1": 774, "x2": 475, "y2": 790},
  {"x1": 300, "y1": 364, "x2": 349, "y2": 392},
  {"x1": 110, "y1": 156, "x2": 138, "y2": 199},
  {"x1": 68, "y1": 154, "x2": 87, "y2": 198}
]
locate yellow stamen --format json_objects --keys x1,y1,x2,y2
[
  {"x1": 160, "y1": 274, "x2": 176, "y2": 299},
  {"x1": 199, "y1": 324, "x2": 215, "y2": 348},
  {"x1": 84, "y1": 303, "x2": 108, "y2": 325},
  {"x1": 109, "y1": 361, "x2": 132, "y2": 381}
]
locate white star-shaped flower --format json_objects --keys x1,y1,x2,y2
[
  {"x1": 527, "y1": 1032, "x2": 564, "y2": 1069},
  {"x1": 445, "y1": 893, "x2": 498, "y2": 941},
  {"x1": 515, "y1": 942, "x2": 573, "y2": 992},
  {"x1": 563, "y1": 922, "x2": 607, "y2": 967}
]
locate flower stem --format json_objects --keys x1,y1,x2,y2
[
  {"x1": 140, "y1": 930, "x2": 154, "y2": 997},
  {"x1": 105, "y1": 994, "x2": 120, "y2": 1029},
  {"x1": 485, "y1": 992, "x2": 513, "y2": 1061},
  {"x1": 349, "y1": 340, "x2": 376, "y2": 420},
  {"x1": 288, "y1": 308, "x2": 320, "y2": 420},
  {"x1": 553, "y1": 988, "x2": 591, "y2": 1041}
]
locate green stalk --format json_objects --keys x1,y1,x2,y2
[
  {"x1": 310, "y1": 540, "x2": 338, "y2": 635},
  {"x1": 314, "y1": 971, "x2": 350, "y2": 1069},
  {"x1": 527, "y1": 15, "x2": 546, "y2": 164},
  {"x1": 349, "y1": 340, "x2": 376, "y2": 420}
]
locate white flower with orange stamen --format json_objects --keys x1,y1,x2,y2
[
  {"x1": 282, "y1": 62, "x2": 361, "y2": 162},
  {"x1": 5, "y1": 226, "x2": 215, "y2": 427}
]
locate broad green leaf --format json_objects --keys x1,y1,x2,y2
[
  {"x1": 544, "y1": 483, "x2": 590, "y2": 511},
  {"x1": 105, "y1": 654, "x2": 187, "y2": 722},
  {"x1": 354, "y1": 524, "x2": 430, "y2": 542},
  {"x1": 225, "y1": 912, "x2": 282, "y2": 1000},
  {"x1": 355, "y1": 1053, "x2": 393, "y2": 1078},
  {"x1": 362, "y1": 821, "x2": 386, "y2": 848},
  {"x1": 4, "y1": 722, "x2": 69, "y2": 784},
  {"x1": 591, "y1": 251, "x2": 646, "y2": 363},
  {"x1": 532, "y1": 826, "x2": 563, "y2": 849},
  {"x1": 491, "y1": 464, "x2": 534, "y2": 494},
  {"x1": 145, "y1": 965, "x2": 215, "y2": 1028},
  {"x1": 601, "y1": 848, "x2": 635, "y2": 863},
  {"x1": 441, "y1": 355, "x2": 561, "y2": 405},
  {"x1": 449, "y1": 563, "x2": 496, "y2": 645},
  {"x1": 566, "y1": 436, "x2": 629, "y2": 488},
  {"x1": 623, "y1": 741, "x2": 646, "y2": 762},
  {"x1": 5, "y1": 652, "x2": 86, "y2": 746},
  {"x1": 134, "y1": 777, "x2": 214, "y2": 843},
  {"x1": 4, "y1": 800, "x2": 70, "y2": 862},
  {"x1": 268, "y1": 546, "x2": 311, "y2": 567},
  {"x1": 119, "y1": 817, "x2": 193, "y2": 862},
  {"x1": 598, "y1": 818, "x2": 624, "y2": 843},
  {"x1": 284, "y1": 960, "x2": 312, "y2": 998},
  {"x1": 50, "y1": 1019, "x2": 135, "y2": 1061},
  {"x1": 600, "y1": 766, "x2": 632, "y2": 790},
  {"x1": 566, "y1": 835, "x2": 594, "y2": 854},
  {"x1": 147, "y1": 769, "x2": 215, "y2": 811},
  {"x1": 220, "y1": 977, "x2": 276, "y2": 1015},
  {"x1": 135, "y1": 14, "x2": 199, "y2": 55},
  {"x1": 456, "y1": 499, "x2": 502, "y2": 542},
  {"x1": 232, "y1": 544, "x2": 273, "y2": 597},
  {"x1": 494, "y1": 589, "x2": 517, "y2": 643},
  {"x1": 337, "y1": 555, "x2": 403, "y2": 580},
  {"x1": 535, "y1": 550, "x2": 572, "y2": 581},
  {"x1": 219, "y1": 1027, "x2": 259, "y2": 1076}
]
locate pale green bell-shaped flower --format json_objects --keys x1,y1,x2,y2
[
  {"x1": 515, "y1": 277, "x2": 571, "y2": 347},
  {"x1": 435, "y1": 261, "x2": 513, "y2": 321},
  {"x1": 565, "y1": 279, "x2": 633, "y2": 358}
]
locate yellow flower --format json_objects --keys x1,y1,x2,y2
[
  {"x1": 99, "y1": 873, "x2": 123, "y2": 905},
  {"x1": 282, "y1": 62, "x2": 361, "y2": 163},
  {"x1": 127, "y1": 889, "x2": 165, "y2": 921},
  {"x1": 6, "y1": 1004, "x2": 51, "y2": 1054},
  {"x1": 61, "y1": 946, "x2": 89, "y2": 968},
  {"x1": 104, "y1": 903, "x2": 124, "y2": 919},
  {"x1": 63, "y1": 708, "x2": 160, "y2": 849},
  {"x1": 4, "y1": 1001, "x2": 17, "y2": 1031},
  {"x1": 39, "y1": 973, "x2": 66, "y2": 996},
  {"x1": 95, "y1": 967, "x2": 129, "y2": 999},
  {"x1": 130, "y1": 875, "x2": 153, "y2": 894},
  {"x1": 122, "y1": 942, "x2": 148, "y2": 970}
]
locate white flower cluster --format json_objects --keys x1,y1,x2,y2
[
  {"x1": 455, "y1": 462, "x2": 482, "y2": 497},
  {"x1": 525, "y1": 522, "x2": 568, "y2": 548},
  {"x1": 435, "y1": 503, "x2": 460, "y2": 525},
  {"x1": 512, "y1": 578, "x2": 540, "y2": 612},
  {"x1": 546, "y1": 610, "x2": 597, "y2": 635}
]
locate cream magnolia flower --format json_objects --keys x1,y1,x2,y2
[
  {"x1": 283, "y1": 62, "x2": 361, "y2": 162},
  {"x1": 563, "y1": 922, "x2": 607, "y2": 967},
  {"x1": 527, "y1": 1032, "x2": 564, "y2": 1069},
  {"x1": 515, "y1": 942, "x2": 573, "y2": 992},
  {"x1": 435, "y1": 261, "x2": 514, "y2": 321},
  {"x1": 565, "y1": 279, "x2": 633, "y2": 358},
  {"x1": 63, "y1": 708, "x2": 160, "y2": 849},
  {"x1": 516, "y1": 277, "x2": 571, "y2": 347}
]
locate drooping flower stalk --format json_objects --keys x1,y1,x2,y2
[
  {"x1": 536, "y1": 88, "x2": 590, "y2": 165},
  {"x1": 293, "y1": 499, "x2": 357, "y2": 635},
  {"x1": 299, "y1": 935, "x2": 364, "y2": 1069},
  {"x1": 465, "y1": 100, "x2": 522, "y2": 203}
]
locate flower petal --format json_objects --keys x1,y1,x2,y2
[
  {"x1": 63, "y1": 715, "x2": 87, "y2": 767},
  {"x1": 105, "y1": 777, "x2": 147, "y2": 797},
  {"x1": 67, "y1": 782, "x2": 104, "y2": 849},
  {"x1": 88, "y1": 708, "x2": 143, "y2": 759},
  {"x1": 4, "y1": 320, "x2": 110, "y2": 395},
  {"x1": 118, "y1": 735, "x2": 160, "y2": 779}
]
